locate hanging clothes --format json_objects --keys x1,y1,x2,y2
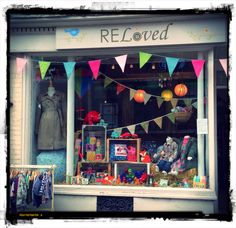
[
  {"x1": 32, "y1": 174, "x2": 43, "y2": 208},
  {"x1": 39, "y1": 172, "x2": 50, "y2": 203},
  {"x1": 16, "y1": 173, "x2": 27, "y2": 210},
  {"x1": 35, "y1": 91, "x2": 67, "y2": 150},
  {"x1": 10, "y1": 176, "x2": 18, "y2": 214}
]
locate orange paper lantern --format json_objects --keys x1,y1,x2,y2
[
  {"x1": 174, "y1": 83, "x2": 188, "y2": 97},
  {"x1": 134, "y1": 89, "x2": 145, "y2": 103},
  {"x1": 161, "y1": 89, "x2": 173, "y2": 101}
]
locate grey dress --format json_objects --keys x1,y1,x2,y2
[{"x1": 36, "y1": 92, "x2": 66, "y2": 150}]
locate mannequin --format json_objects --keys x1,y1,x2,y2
[{"x1": 47, "y1": 80, "x2": 55, "y2": 97}]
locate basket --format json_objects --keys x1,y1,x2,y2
[{"x1": 174, "y1": 111, "x2": 192, "y2": 123}]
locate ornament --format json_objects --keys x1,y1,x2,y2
[
  {"x1": 174, "y1": 83, "x2": 188, "y2": 97},
  {"x1": 134, "y1": 89, "x2": 145, "y2": 103},
  {"x1": 161, "y1": 89, "x2": 173, "y2": 101}
]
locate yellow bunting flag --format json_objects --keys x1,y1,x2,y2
[
  {"x1": 154, "y1": 118, "x2": 163, "y2": 129},
  {"x1": 127, "y1": 125, "x2": 136, "y2": 134},
  {"x1": 130, "y1": 89, "x2": 136, "y2": 100},
  {"x1": 144, "y1": 93, "x2": 152, "y2": 105},
  {"x1": 170, "y1": 98, "x2": 178, "y2": 108},
  {"x1": 184, "y1": 98, "x2": 192, "y2": 107},
  {"x1": 157, "y1": 97, "x2": 164, "y2": 108},
  {"x1": 140, "y1": 122, "x2": 149, "y2": 133}
]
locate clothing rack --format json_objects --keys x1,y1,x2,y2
[{"x1": 10, "y1": 164, "x2": 56, "y2": 212}]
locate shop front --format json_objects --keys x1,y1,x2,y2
[{"x1": 9, "y1": 12, "x2": 229, "y2": 215}]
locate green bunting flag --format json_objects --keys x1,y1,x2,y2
[
  {"x1": 140, "y1": 122, "x2": 149, "y2": 133},
  {"x1": 157, "y1": 97, "x2": 164, "y2": 108},
  {"x1": 167, "y1": 113, "x2": 175, "y2": 124},
  {"x1": 154, "y1": 118, "x2": 163, "y2": 129},
  {"x1": 139, "y1": 52, "x2": 152, "y2": 68},
  {"x1": 184, "y1": 98, "x2": 192, "y2": 107},
  {"x1": 39, "y1": 61, "x2": 51, "y2": 80},
  {"x1": 127, "y1": 125, "x2": 136, "y2": 134},
  {"x1": 144, "y1": 93, "x2": 152, "y2": 105},
  {"x1": 130, "y1": 89, "x2": 136, "y2": 100},
  {"x1": 170, "y1": 98, "x2": 178, "y2": 108},
  {"x1": 104, "y1": 77, "x2": 113, "y2": 88},
  {"x1": 192, "y1": 102, "x2": 198, "y2": 109}
]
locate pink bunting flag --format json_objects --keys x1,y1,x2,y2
[
  {"x1": 219, "y1": 59, "x2": 228, "y2": 76},
  {"x1": 16, "y1": 57, "x2": 27, "y2": 75},
  {"x1": 191, "y1": 59, "x2": 205, "y2": 78},
  {"x1": 88, "y1": 59, "x2": 101, "y2": 80},
  {"x1": 116, "y1": 84, "x2": 125, "y2": 95},
  {"x1": 115, "y1": 55, "x2": 127, "y2": 73}
]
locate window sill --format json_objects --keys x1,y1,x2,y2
[{"x1": 54, "y1": 184, "x2": 217, "y2": 200}]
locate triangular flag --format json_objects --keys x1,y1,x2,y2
[
  {"x1": 139, "y1": 52, "x2": 152, "y2": 68},
  {"x1": 39, "y1": 61, "x2": 51, "y2": 80},
  {"x1": 219, "y1": 59, "x2": 228, "y2": 76},
  {"x1": 192, "y1": 102, "x2": 198, "y2": 109},
  {"x1": 140, "y1": 122, "x2": 149, "y2": 133},
  {"x1": 115, "y1": 128, "x2": 122, "y2": 136},
  {"x1": 184, "y1": 98, "x2": 192, "y2": 107},
  {"x1": 144, "y1": 93, "x2": 152, "y2": 105},
  {"x1": 16, "y1": 58, "x2": 27, "y2": 75},
  {"x1": 88, "y1": 59, "x2": 101, "y2": 80},
  {"x1": 170, "y1": 98, "x2": 178, "y2": 108},
  {"x1": 157, "y1": 97, "x2": 164, "y2": 108},
  {"x1": 104, "y1": 77, "x2": 113, "y2": 88},
  {"x1": 130, "y1": 89, "x2": 136, "y2": 100},
  {"x1": 167, "y1": 113, "x2": 175, "y2": 124},
  {"x1": 191, "y1": 59, "x2": 205, "y2": 78},
  {"x1": 165, "y1": 57, "x2": 179, "y2": 77},
  {"x1": 115, "y1": 55, "x2": 127, "y2": 73},
  {"x1": 127, "y1": 125, "x2": 136, "y2": 134},
  {"x1": 63, "y1": 62, "x2": 76, "y2": 80},
  {"x1": 154, "y1": 118, "x2": 163, "y2": 129},
  {"x1": 116, "y1": 84, "x2": 125, "y2": 95}
]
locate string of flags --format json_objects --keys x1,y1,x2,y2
[
  {"x1": 106, "y1": 102, "x2": 198, "y2": 134},
  {"x1": 15, "y1": 52, "x2": 229, "y2": 79}
]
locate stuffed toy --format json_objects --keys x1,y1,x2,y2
[
  {"x1": 83, "y1": 111, "x2": 101, "y2": 125},
  {"x1": 119, "y1": 132, "x2": 138, "y2": 139},
  {"x1": 140, "y1": 149, "x2": 151, "y2": 163}
]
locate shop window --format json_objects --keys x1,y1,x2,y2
[{"x1": 32, "y1": 51, "x2": 209, "y2": 189}]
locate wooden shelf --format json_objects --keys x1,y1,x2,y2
[{"x1": 113, "y1": 161, "x2": 150, "y2": 165}]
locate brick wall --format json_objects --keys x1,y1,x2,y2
[{"x1": 10, "y1": 59, "x2": 23, "y2": 165}]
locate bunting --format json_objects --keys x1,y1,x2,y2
[
  {"x1": 88, "y1": 59, "x2": 101, "y2": 80},
  {"x1": 16, "y1": 57, "x2": 27, "y2": 75},
  {"x1": 192, "y1": 102, "x2": 198, "y2": 109},
  {"x1": 219, "y1": 59, "x2": 228, "y2": 76},
  {"x1": 140, "y1": 122, "x2": 149, "y2": 133},
  {"x1": 191, "y1": 60, "x2": 205, "y2": 78},
  {"x1": 167, "y1": 113, "x2": 175, "y2": 124},
  {"x1": 154, "y1": 118, "x2": 162, "y2": 129},
  {"x1": 116, "y1": 84, "x2": 126, "y2": 95},
  {"x1": 127, "y1": 125, "x2": 136, "y2": 134},
  {"x1": 139, "y1": 52, "x2": 152, "y2": 68},
  {"x1": 130, "y1": 89, "x2": 136, "y2": 100},
  {"x1": 157, "y1": 97, "x2": 164, "y2": 108},
  {"x1": 144, "y1": 93, "x2": 152, "y2": 105},
  {"x1": 115, "y1": 55, "x2": 127, "y2": 73},
  {"x1": 39, "y1": 61, "x2": 51, "y2": 80},
  {"x1": 165, "y1": 57, "x2": 179, "y2": 77},
  {"x1": 104, "y1": 77, "x2": 113, "y2": 88},
  {"x1": 184, "y1": 98, "x2": 192, "y2": 107},
  {"x1": 63, "y1": 62, "x2": 76, "y2": 80},
  {"x1": 170, "y1": 98, "x2": 178, "y2": 108}
]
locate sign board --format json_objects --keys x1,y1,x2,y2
[
  {"x1": 197, "y1": 118, "x2": 208, "y2": 134},
  {"x1": 56, "y1": 18, "x2": 226, "y2": 49}
]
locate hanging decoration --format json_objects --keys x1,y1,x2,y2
[
  {"x1": 104, "y1": 77, "x2": 113, "y2": 88},
  {"x1": 140, "y1": 122, "x2": 149, "y2": 133},
  {"x1": 16, "y1": 57, "x2": 27, "y2": 75},
  {"x1": 134, "y1": 89, "x2": 145, "y2": 103},
  {"x1": 170, "y1": 98, "x2": 179, "y2": 108},
  {"x1": 39, "y1": 61, "x2": 51, "y2": 80},
  {"x1": 115, "y1": 54, "x2": 127, "y2": 73},
  {"x1": 144, "y1": 93, "x2": 152, "y2": 105},
  {"x1": 219, "y1": 59, "x2": 228, "y2": 76},
  {"x1": 157, "y1": 97, "x2": 164, "y2": 108},
  {"x1": 154, "y1": 118, "x2": 162, "y2": 129},
  {"x1": 63, "y1": 61, "x2": 76, "y2": 80},
  {"x1": 127, "y1": 125, "x2": 136, "y2": 134},
  {"x1": 191, "y1": 59, "x2": 205, "y2": 78},
  {"x1": 116, "y1": 84, "x2": 126, "y2": 95},
  {"x1": 165, "y1": 57, "x2": 179, "y2": 77},
  {"x1": 192, "y1": 102, "x2": 198, "y2": 109},
  {"x1": 161, "y1": 89, "x2": 173, "y2": 101},
  {"x1": 88, "y1": 59, "x2": 101, "y2": 80},
  {"x1": 167, "y1": 113, "x2": 175, "y2": 124},
  {"x1": 184, "y1": 98, "x2": 193, "y2": 107},
  {"x1": 139, "y1": 52, "x2": 152, "y2": 68},
  {"x1": 130, "y1": 89, "x2": 136, "y2": 101},
  {"x1": 174, "y1": 83, "x2": 188, "y2": 97}
]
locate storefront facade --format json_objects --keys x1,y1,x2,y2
[{"x1": 9, "y1": 12, "x2": 229, "y2": 215}]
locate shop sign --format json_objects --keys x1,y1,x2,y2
[{"x1": 56, "y1": 18, "x2": 226, "y2": 49}]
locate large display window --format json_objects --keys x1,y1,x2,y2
[{"x1": 32, "y1": 49, "x2": 211, "y2": 190}]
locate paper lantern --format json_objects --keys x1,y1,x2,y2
[
  {"x1": 174, "y1": 83, "x2": 188, "y2": 97},
  {"x1": 161, "y1": 89, "x2": 173, "y2": 101},
  {"x1": 134, "y1": 89, "x2": 145, "y2": 103}
]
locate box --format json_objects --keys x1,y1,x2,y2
[
  {"x1": 107, "y1": 138, "x2": 141, "y2": 162},
  {"x1": 82, "y1": 125, "x2": 107, "y2": 162}
]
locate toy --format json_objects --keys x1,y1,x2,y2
[
  {"x1": 139, "y1": 172, "x2": 148, "y2": 184},
  {"x1": 159, "y1": 179, "x2": 168, "y2": 187},
  {"x1": 111, "y1": 130, "x2": 121, "y2": 139},
  {"x1": 83, "y1": 111, "x2": 101, "y2": 125},
  {"x1": 120, "y1": 132, "x2": 138, "y2": 139},
  {"x1": 96, "y1": 119, "x2": 108, "y2": 127},
  {"x1": 101, "y1": 175, "x2": 115, "y2": 185},
  {"x1": 127, "y1": 146, "x2": 137, "y2": 162},
  {"x1": 125, "y1": 168, "x2": 135, "y2": 184},
  {"x1": 140, "y1": 149, "x2": 151, "y2": 163},
  {"x1": 116, "y1": 175, "x2": 121, "y2": 184}
]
